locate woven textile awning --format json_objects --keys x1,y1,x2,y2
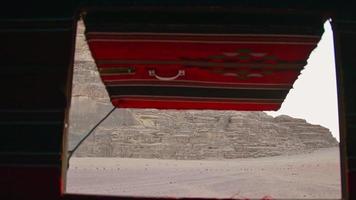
[{"x1": 84, "y1": 12, "x2": 324, "y2": 110}]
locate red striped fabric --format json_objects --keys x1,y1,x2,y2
[{"x1": 85, "y1": 32, "x2": 320, "y2": 110}]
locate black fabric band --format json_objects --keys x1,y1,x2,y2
[{"x1": 107, "y1": 85, "x2": 288, "y2": 100}]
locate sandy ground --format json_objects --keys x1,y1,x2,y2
[{"x1": 66, "y1": 147, "x2": 341, "y2": 199}]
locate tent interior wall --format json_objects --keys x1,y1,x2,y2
[{"x1": 0, "y1": 1, "x2": 354, "y2": 199}]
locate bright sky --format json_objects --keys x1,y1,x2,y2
[{"x1": 266, "y1": 21, "x2": 340, "y2": 141}]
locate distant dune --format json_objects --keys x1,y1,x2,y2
[{"x1": 66, "y1": 147, "x2": 341, "y2": 199}]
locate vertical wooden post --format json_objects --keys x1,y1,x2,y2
[
  {"x1": 0, "y1": 2, "x2": 78, "y2": 199},
  {"x1": 332, "y1": 16, "x2": 356, "y2": 200}
]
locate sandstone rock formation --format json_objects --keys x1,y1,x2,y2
[
  {"x1": 68, "y1": 21, "x2": 338, "y2": 159},
  {"x1": 70, "y1": 107, "x2": 338, "y2": 159}
]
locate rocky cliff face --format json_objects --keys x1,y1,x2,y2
[
  {"x1": 68, "y1": 21, "x2": 338, "y2": 159},
  {"x1": 70, "y1": 106, "x2": 338, "y2": 159}
]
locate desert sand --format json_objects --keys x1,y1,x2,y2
[{"x1": 66, "y1": 147, "x2": 341, "y2": 199}]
